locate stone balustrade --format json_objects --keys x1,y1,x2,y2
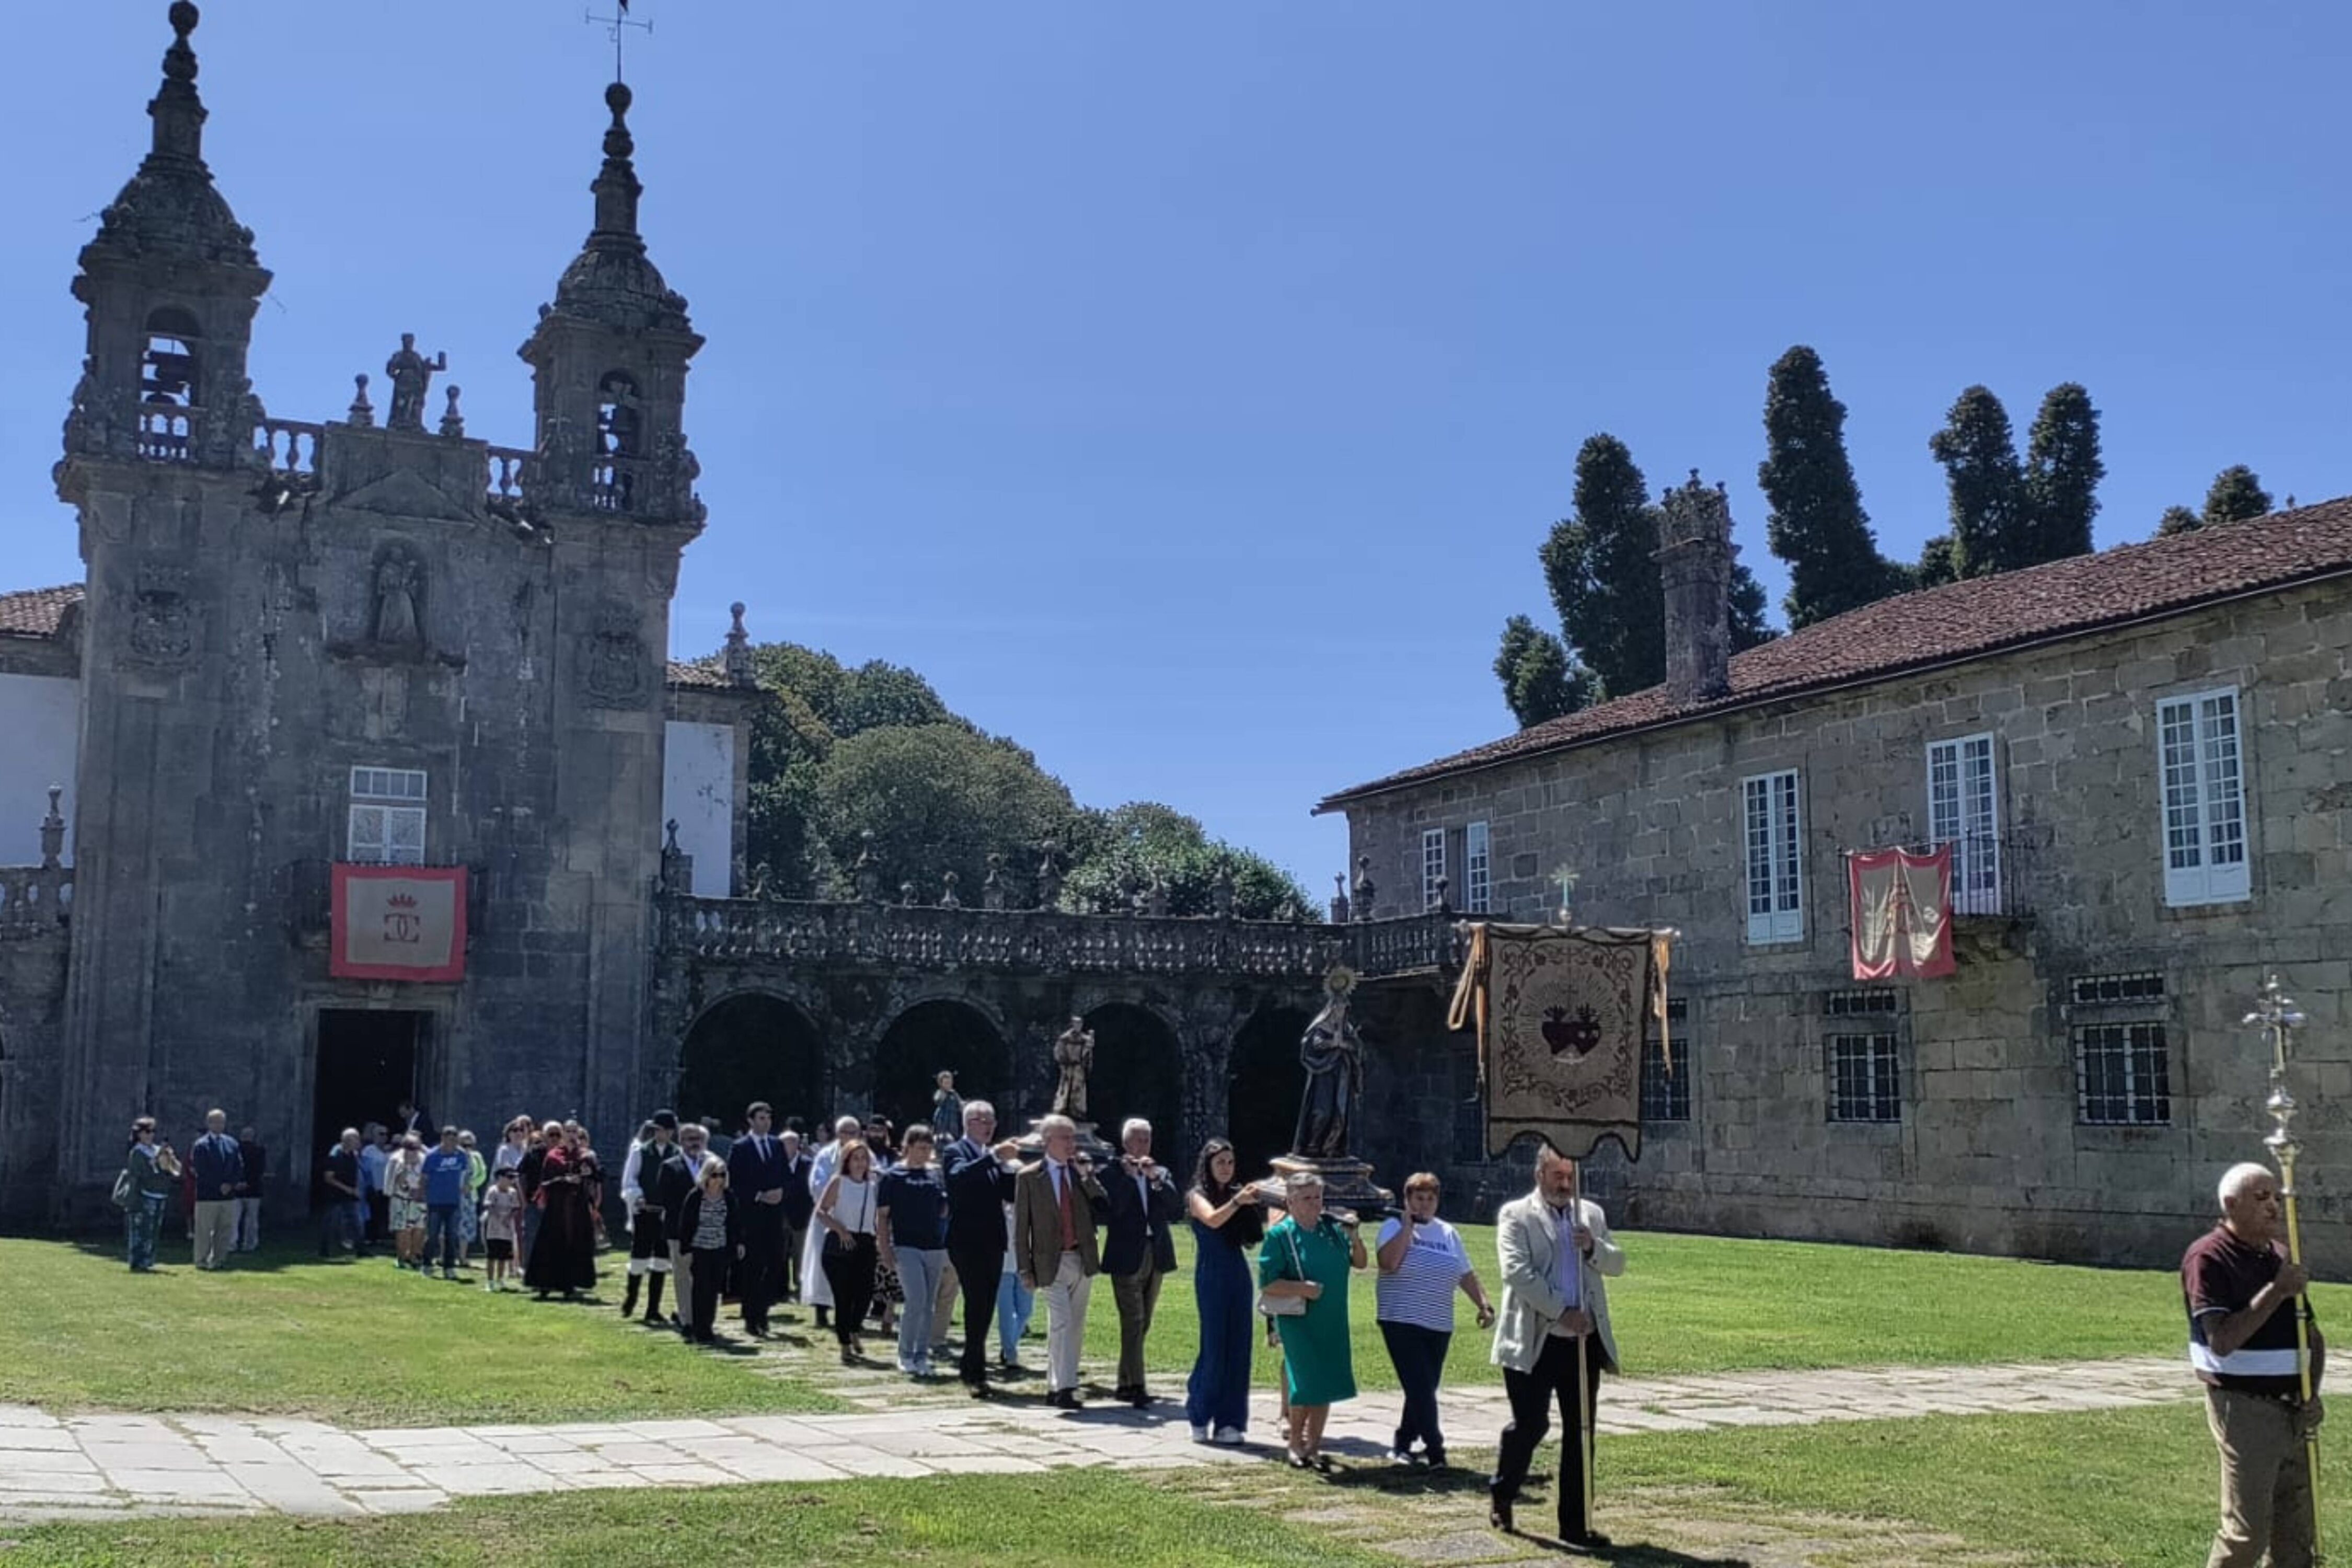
[
  {"x1": 0, "y1": 866, "x2": 73, "y2": 941},
  {"x1": 487, "y1": 445, "x2": 531, "y2": 501},
  {"x1": 256, "y1": 418, "x2": 325, "y2": 476},
  {"x1": 661, "y1": 896, "x2": 1459, "y2": 982}
]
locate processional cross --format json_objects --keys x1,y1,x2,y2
[{"x1": 585, "y1": 0, "x2": 653, "y2": 81}]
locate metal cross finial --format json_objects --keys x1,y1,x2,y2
[{"x1": 585, "y1": 1, "x2": 652, "y2": 83}]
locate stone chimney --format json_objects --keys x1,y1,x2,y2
[{"x1": 1654, "y1": 470, "x2": 1737, "y2": 705}]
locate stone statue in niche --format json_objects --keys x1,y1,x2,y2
[
  {"x1": 370, "y1": 551, "x2": 423, "y2": 647},
  {"x1": 384, "y1": 334, "x2": 447, "y2": 433}
]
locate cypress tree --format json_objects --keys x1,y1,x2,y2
[
  {"x1": 1492, "y1": 615, "x2": 1591, "y2": 729},
  {"x1": 2021, "y1": 382, "x2": 2104, "y2": 563},
  {"x1": 2201, "y1": 465, "x2": 2274, "y2": 527},
  {"x1": 1758, "y1": 345, "x2": 1899, "y2": 627},
  {"x1": 1729, "y1": 564, "x2": 1775, "y2": 650},
  {"x1": 1539, "y1": 434, "x2": 1665, "y2": 697},
  {"x1": 2155, "y1": 505, "x2": 2203, "y2": 538},
  {"x1": 1928, "y1": 386, "x2": 2026, "y2": 578},
  {"x1": 1914, "y1": 535, "x2": 1958, "y2": 589}
]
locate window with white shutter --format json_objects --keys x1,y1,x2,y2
[
  {"x1": 1927, "y1": 732, "x2": 2001, "y2": 914},
  {"x1": 1743, "y1": 770, "x2": 1804, "y2": 944},
  {"x1": 1421, "y1": 828, "x2": 1447, "y2": 912},
  {"x1": 1464, "y1": 822, "x2": 1491, "y2": 914},
  {"x1": 2156, "y1": 688, "x2": 2250, "y2": 906}
]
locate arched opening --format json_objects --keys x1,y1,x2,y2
[
  {"x1": 594, "y1": 371, "x2": 641, "y2": 513},
  {"x1": 676, "y1": 993, "x2": 827, "y2": 1137},
  {"x1": 1083, "y1": 1002, "x2": 1184, "y2": 1162},
  {"x1": 874, "y1": 999, "x2": 1007, "y2": 1138},
  {"x1": 140, "y1": 307, "x2": 200, "y2": 461},
  {"x1": 1227, "y1": 1002, "x2": 1311, "y2": 1180}
]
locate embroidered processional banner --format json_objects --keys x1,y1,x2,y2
[
  {"x1": 331, "y1": 864, "x2": 467, "y2": 982},
  {"x1": 1846, "y1": 846, "x2": 1954, "y2": 981},
  {"x1": 1446, "y1": 923, "x2": 1671, "y2": 1162}
]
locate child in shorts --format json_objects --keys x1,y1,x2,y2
[{"x1": 480, "y1": 1167, "x2": 522, "y2": 1292}]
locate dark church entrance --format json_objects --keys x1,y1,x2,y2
[
  {"x1": 676, "y1": 993, "x2": 828, "y2": 1136},
  {"x1": 874, "y1": 1000, "x2": 1008, "y2": 1136},
  {"x1": 1083, "y1": 1004, "x2": 1185, "y2": 1165},
  {"x1": 1228, "y1": 1004, "x2": 1310, "y2": 1180},
  {"x1": 312, "y1": 1009, "x2": 425, "y2": 1203}
]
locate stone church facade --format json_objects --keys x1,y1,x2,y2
[{"x1": 1322, "y1": 477, "x2": 2352, "y2": 1268}]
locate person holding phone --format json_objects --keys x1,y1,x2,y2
[{"x1": 1375, "y1": 1172, "x2": 1494, "y2": 1468}]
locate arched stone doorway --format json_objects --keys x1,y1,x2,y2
[
  {"x1": 874, "y1": 999, "x2": 1009, "y2": 1137},
  {"x1": 1083, "y1": 1002, "x2": 1184, "y2": 1163},
  {"x1": 676, "y1": 993, "x2": 827, "y2": 1135},
  {"x1": 1227, "y1": 1002, "x2": 1310, "y2": 1180}
]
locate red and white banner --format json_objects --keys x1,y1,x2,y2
[
  {"x1": 331, "y1": 864, "x2": 467, "y2": 982},
  {"x1": 1847, "y1": 846, "x2": 1954, "y2": 981}
]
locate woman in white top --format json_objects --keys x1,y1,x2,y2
[
  {"x1": 815, "y1": 1138, "x2": 881, "y2": 1364},
  {"x1": 1374, "y1": 1171, "x2": 1494, "y2": 1468}
]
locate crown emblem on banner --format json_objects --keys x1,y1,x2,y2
[{"x1": 385, "y1": 893, "x2": 419, "y2": 909}]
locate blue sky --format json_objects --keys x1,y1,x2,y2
[{"x1": 9, "y1": 3, "x2": 2348, "y2": 891}]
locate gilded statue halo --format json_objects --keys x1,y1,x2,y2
[{"x1": 1323, "y1": 965, "x2": 1358, "y2": 997}]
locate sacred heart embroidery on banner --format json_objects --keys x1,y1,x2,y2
[{"x1": 1541, "y1": 1005, "x2": 1604, "y2": 1059}]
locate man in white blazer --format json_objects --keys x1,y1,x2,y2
[{"x1": 1488, "y1": 1140, "x2": 1625, "y2": 1549}]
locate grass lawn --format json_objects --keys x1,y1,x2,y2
[
  {"x1": 0, "y1": 1471, "x2": 1397, "y2": 1568},
  {"x1": 0, "y1": 1240, "x2": 840, "y2": 1426},
  {"x1": 1078, "y1": 1224, "x2": 2352, "y2": 1393}
]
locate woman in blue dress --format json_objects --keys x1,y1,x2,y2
[{"x1": 1184, "y1": 1138, "x2": 1265, "y2": 1444}]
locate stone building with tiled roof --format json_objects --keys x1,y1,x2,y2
[
  {"x1": 0, "y1": 7, "x2": 766, "y2": 1223},
  {"x1": 1318, "y1": 479, "x2": 2352, "y2": 1267}
]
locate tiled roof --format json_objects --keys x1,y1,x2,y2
[
  {"x1": 0, "y1": 583, "x2": 83, "y2": 638},
  {"x1": 665, "y1": 659, "x2": 733, "y2": 690},
  {"x1": 1319, "y1": 497, "x2": 2352, "y2": 810}
]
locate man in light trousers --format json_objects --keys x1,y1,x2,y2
[{"x1": 1013, "y1": 1114, "x2": 1106, "y2": 1409}]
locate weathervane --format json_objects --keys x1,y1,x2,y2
[{"x1": 585, "y1": 0, "x2": 652, "y2": 83}]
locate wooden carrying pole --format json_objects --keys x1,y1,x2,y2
[
  {"x1": 1575, "y1": 1326, "x2": 1595, "y2": 1538},
  {"x1": 2250, "y1": 973, "x2": 2323, "y2": 1562}
]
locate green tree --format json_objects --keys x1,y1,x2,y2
[
  {"x1": 1728, "y1": 564, "x2": 1776, "y2": 649},
  {"x1": 2021, "y1": 382, "x2": 2104, "y2": 564},
  {"x1": 1914, "y1": 535, "x2": 1959, "y2": 589},
  {"x1": 1928, "y1": 386, "x2": 2027, "y2": 578},
  {"x1": 1758, "y1": 345, "x2": 1901, "y2": 627},
  {"x1": 1059, "y1": 801, "x2": 1313, "y2": 919},
  {"x1": 2201, "y1": 465, "x2": 2274, "y2": 527},
  {"x1": 2155, "y1": 505, "x2": 2203, "y2": 537},
  {"x1": 1492, "y1": 614, "x2": 1591, "y2": 728},
  {"x1": 1540, "y1": 434, "x2": 1666, "y2": 697},
  {"x1": 810, "y1": 723, "x2": 1078, "y2": 902}
]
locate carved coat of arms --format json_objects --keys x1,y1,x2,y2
[
  {"x1": 580, "y1": 598, "x2": 648, "y2": 707},
  {"x1": 121, "y1": 568, "x2": 198, "y2": 669}
]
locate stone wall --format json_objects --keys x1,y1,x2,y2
[{"x1": 1343, "y1": 581, "x2": 2352, "y2": 1266}]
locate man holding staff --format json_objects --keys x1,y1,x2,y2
[
  {"x1": 2185, "y1": 1161, "x2": 2324, "y2": 1568},
  {"x1": 1489, "y1": 1140, "x2": 1624, "y2": 1550}
]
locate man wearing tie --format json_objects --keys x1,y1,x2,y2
[
  {"x1": 1100, "y1": 1116, "x2": 1184, "y2": 1408},
  {"x1": 1013, "y1": 1114, "x2": 1107, "y2": 1409},
  {"x1": 728, "y1": 1101, "x2": 790, "y2": 1337},
  {"x1": 942, "y1": 1101, "x2": 1024, "y2": 1397}
]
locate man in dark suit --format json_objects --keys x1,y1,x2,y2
[
  {"x1": 654, "y1": 1122, "x2": 719, "y2": 1333},
  {"x1": 1099, "y1": 1116, "x2": 1184, "y2": 1407},
  {"x1": 396, "y1": 1099, "x2": 437, "y2": 1145},
  {"x1": 727, "y1": 1101, "x2": 790, "y2": 1335},
  {"x1": 778, "y1": 1129, "x2": 814, "y2": 1302},
  {"x1": 941, "y1": 1100, "x2": 1023, "y2": 1396}
]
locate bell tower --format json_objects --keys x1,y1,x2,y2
[
  {"x1": 517, "y1": 82, "x2": 705, "y2": 528},
  {"x1": 59, "y1": 1, "x2": 269, "y2": 481}
]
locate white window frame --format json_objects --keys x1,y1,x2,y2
[
  {"x1": 1420, "y1": 827, "x2": 1447, "y2": 912},
  {"x1": 348, "y1": 766, "x2": 428, "y2": 866},
  {"x1": 1463, "y1": 821, "x2": 1492, "y2": 915},
  {"x1": 1743, "y1": 770, "x2": 1804, "y2": 944},
  {"x1": 2156, "y1": 687, "x2": 2250, "y2": 907},
  {"x1": 1927, "y1": 732, "x2": 2002, "y2": 914}
]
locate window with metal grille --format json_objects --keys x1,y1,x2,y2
[
  {"x1": 1825, "y1": 989, "x2": 1901, "y2": 1018},
  {"x1": 2074, "y1": 1022, "x2": 2171, "y2": 1126},
  {"x1": 2157, "y1": 688, "x2": 2249, "y2": 907},
  {"x1": 2070, "y1": 972, "x2": 2167, "y2": 1007},
  {"x1": 1743, "y1": 770, "x2": 1804, "y2": 943},
  {"x1": 1641, "y1": 997, "x2": 1691, "y2": 1123},
  {"x1": 1464, "y1": 821, "x2": 1492, "y2": 915},
  {"x1": 1421, "y1": 827, "x2": 1447, "y2": 912},
  {"x1": 1828, "y1": 1032, "x2": 1900, "y2": 1122},
  {"x1": 348, "y1": 767, "x2": 427, "y2": 866}
]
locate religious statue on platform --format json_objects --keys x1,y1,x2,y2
[
  {"x1": 1051, "y1": 1016, "x2": 1094, "y2": 1121},
  {"x1": 1293, "y1": 967, "x2": 1364, "y2": 1160},
  {"x1": 384, "y1": 333, "x2": 448, "y2": 433}
]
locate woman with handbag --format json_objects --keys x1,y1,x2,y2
[
  {"x1": 119, "y1": 1118, "x2": 181, "y2": 1273},
  {"x1": 816, "y1": 1138, "x2": 882, "y2": 1364},
  {"x1": 1256, "y1": 1171, "x2": 1366, "y2": 1469},
  {"x1": 1183, "y1": 1139, "x2": 1265, "y2": 1444}
]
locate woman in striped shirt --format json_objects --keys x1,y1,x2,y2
[{"x1": 1374, "y1": 1171, "x2": 1495, "y2": 1469}]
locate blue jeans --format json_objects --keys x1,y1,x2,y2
[
  {"x1": 319, "y1": 1198, "x2": 359, "y2": 1256},
  {"x1": 125, "y1": 1192, "x2": 166, "y2": 1271},
  {"x1": 892, "y1": 1247, "x2": 947, "y2": 1372},
  {"x1": 425, "y1": 1203, "x2": 461, "y2": 1273},
  {"x1": 996, "y1": 1264, "x2": 1035, "y2": 1360}
]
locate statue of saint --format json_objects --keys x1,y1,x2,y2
[
  {"x1": 384, "y1": 333, "x2": 447, "y2": 433},
  {"x1": 1051, "y1": 1016, "x2": 1094, "y2": 1121},
  {"x1": 1292, "y1": 971, "x2": 1364, "y2": 1160},
  {"x1": 372, "y1": 555, "x2": 421, "y2": 645}
]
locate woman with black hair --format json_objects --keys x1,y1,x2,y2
[{"x1": 1183, "y1": 1137, "x2": 1265, "y2": 1444}]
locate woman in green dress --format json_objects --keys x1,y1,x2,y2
[{"x1": 1258, "y1": 1171, "x2": 1368, "y2": 1469}]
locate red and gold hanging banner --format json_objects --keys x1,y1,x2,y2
[
  {"x1": 1847, "y1": 846, "x2": 1954, "y2": 982},
  {"x1": 330, "y1": 864, "x2": 467, "y2": 982}
]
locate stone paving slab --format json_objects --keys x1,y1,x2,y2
[{"x1": 0, "y1": 1354, "x2": 2193, "y2": 1521}]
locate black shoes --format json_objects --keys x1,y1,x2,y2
[
  {"x1": 1489, "y1": 1492, "x2": 1514, "y2": 1534},
  {"x1": 1048, "y1": 1388, "x2": 1080, "y2": 1410},
  {"x1": 1113, "y1": 1386, "x2": 1152, "y2": 1409},
  {"x1": 1562, "y1": 1528, "x2": 1612, "y2": 1552}
]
